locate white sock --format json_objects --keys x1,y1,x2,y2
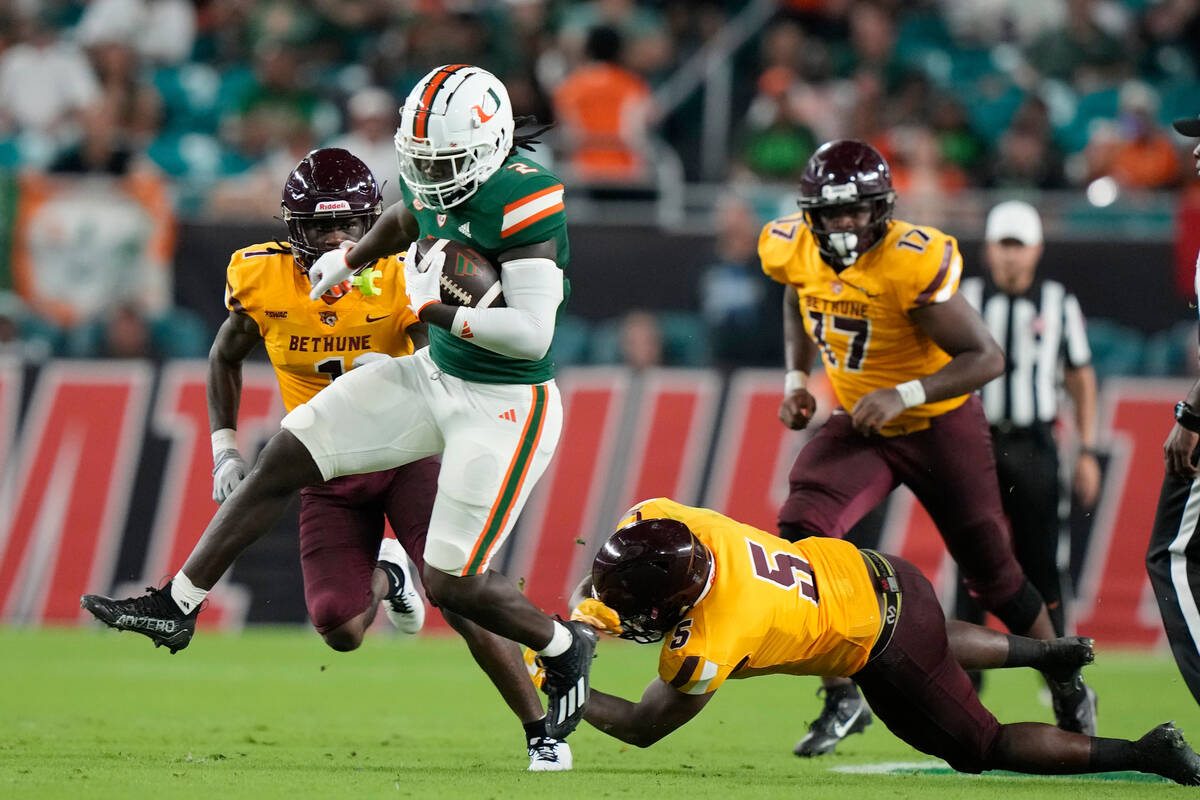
[
  {"x1": 537, "y1": 620, "x2": 572, "y2": 658},
  {"x1": 170, "y1": 571, "x2": 209, "y2": 614}
]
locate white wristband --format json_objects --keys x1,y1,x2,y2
[
  {"x1": 785, "y1": 370, "x2": 808, "y2": 394},
  {"x1": 211, "y1": 428, "x2": 237, "y2": 460},
  {"x1": 895, "y1": 380, "x2": 926, "y2": 409}
]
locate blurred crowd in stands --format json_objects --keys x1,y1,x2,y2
[{"x1": 0, "y1": 0, "x2": 1197, "y2": 370}]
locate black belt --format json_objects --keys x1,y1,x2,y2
[{"x1": 862, "y1": 549, "x2": 901, "y2": 663}]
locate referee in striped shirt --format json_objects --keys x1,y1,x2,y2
[
  {"x1": 956, "y1": 200, "x2": 1101, "y2": 645},
  {"x1": 1147, "y1": 113, "x2": 1200, "y2": 705}
]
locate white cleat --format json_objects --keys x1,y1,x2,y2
[
  {"x1": 377, "y1": 538, "x2": 425, "y2": 635},
  {"x1": 527, "y1": 737, "x2": 572, "y2": 771}
]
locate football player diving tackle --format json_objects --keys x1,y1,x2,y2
[
  {"x1": 82, "y1": 65, "x2": 595, "y2": 766},
  {"x1": 565, "y1": 498, "x2": 1200, "y2": 785},
  {"x1": 759, "y1": 140, "x2": 1096, "y2": 755}
]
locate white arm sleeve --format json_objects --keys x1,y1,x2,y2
[{"x1": 449, "y1": 257, "x2": 563, "y2": 360}]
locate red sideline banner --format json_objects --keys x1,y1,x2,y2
[{"x1": 0, "y1": 359, "x2": 1182, "y2": 648}]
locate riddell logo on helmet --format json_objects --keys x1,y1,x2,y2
[
  {"x1": 316, "y1": 200, "x2": 351, "y2": 212},
  {"x1": 821, "y1": 184, "x2": 858, "y2": 201}
]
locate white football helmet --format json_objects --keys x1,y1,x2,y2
[{"x1": 395, "y1": 65, "x2": 514, "y2": 211}]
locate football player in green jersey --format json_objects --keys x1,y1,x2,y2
[{"x1": 77, "y1": 65, "x2": 594, "y2": 769}]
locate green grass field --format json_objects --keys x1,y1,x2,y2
[{"x1": 2, "y1": 626, "x2": 1199, "y2": 799}]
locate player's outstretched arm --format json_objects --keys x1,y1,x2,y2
[
  {"x1": 908, "y1": 293, "x2": 1004, "y2": 401},
  {"x1": 346, "y1": 203, "x2": 421, "y2": 269},
  {"x1": 852, "y1": 294, "x2": 1004, "y2": 433},
  {"x1": 309, "y1": 205, "x2": 423, "y2": 299},
  {"x1": 585, "y1": 678, "x2": 713, "y2": 748},
  {"x1": 207, "y1": 310, "x2": 263, "y2": 504}
]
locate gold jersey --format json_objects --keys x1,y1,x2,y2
[
  {"x1": 618, "y1": 498, "x2": 883, "y2": 695},
  {"x1": 760, "y1": 216, "x2": 968, "y2": 435},
  {"x1": 225, "y1": 241, "x2": 419, "y2": 411}
]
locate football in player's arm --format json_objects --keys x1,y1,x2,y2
[
  {"x1": 83, "y1": 67, "x2": 594, "y2": 769},
  {"x1": 566, "y1": 498, "x2": 1200, "y2": 786}
]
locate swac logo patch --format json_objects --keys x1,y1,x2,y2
[
  {"x1": 316, "y1": 200, "x2": 351, "y2": 212},
  {"x1": 437, "y1": 214, "x2": 447, "y2": 227},
  {"x1": 320, "y1": 310, "x2": 338, "y2": 327}
]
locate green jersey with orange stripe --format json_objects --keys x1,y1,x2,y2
[{"x1": 400, "y1": 153, "x2": 570, "y2": 385}]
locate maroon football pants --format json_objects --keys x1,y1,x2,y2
[
  {"x1": 852, "y1": 554, "x2": 1003, "y2": 773},
  {"x1": 779, "y1": 395, "x2": 1026, "y2": 613},
  {"x1": 297, "y1": 456, "x2": 439, "y2": 634}
]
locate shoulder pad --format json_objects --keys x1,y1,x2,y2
[{"x1": 759, "y1": 218, "x2": 802, "y2": 282}]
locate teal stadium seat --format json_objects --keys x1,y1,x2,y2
[
  {"x1": 660, "y1": 312, "x2": 712, "y2": 367},
  {"x1": 17, "y1": 315, "x2": 67, "y2": 357},
  {"x1": 65, "y1": 307, "x2": 211, "y2": 359},
  {"x1": 1085, "y1": 318, "x2": 1147, "y2": 379},
  {"x1": 1057, "y1": 87, "x2": 1120, "y2": 153},
  {"x1": 1159, "y1": 83, "x2": 1200, "y2": 132},
  {"x1": 153, "y1": 64, "x2": 221, "y2": 134},
  {"x1": 550, "y1": 314, "x2": 591, "y2": 366},
  {"x1": 965, "y1": 82, "x2": 1025, "y2": 145},
  {"x1": 895, "y1": 11, "x2": 953, "y2": 68},
  {"x1": 1142, "y1": 320, "x2": 1197, "y2": 376},
  {"x1": 0, "y1": 138, "x2": 20, "y2": 169},
  {"x1": 590, "y1": 311, "x2": 712, "y2": 368},
  {"x1": 150, "y1": 308, "x2": 211, "y2": 358}
]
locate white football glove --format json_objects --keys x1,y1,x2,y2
[
  {"x1": 403, "y1": 245, "x2": 445, "y2": 319},
  {"x1": 352, "y1": 351, "x2": 391, "y2": 369},
  {"x1": 212, "y1": 448, "x2": 248, "y2": 504},
  {"x1": 308, "y1": 241, "x2": 357, "y2": 301}
]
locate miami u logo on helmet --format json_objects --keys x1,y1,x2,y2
[{"x1": 471, "y1": 88, "x2": 502, "y2": 126}]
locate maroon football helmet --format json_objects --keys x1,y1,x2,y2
[
  {"x1": 798, "y1": 139, "x2": 896, "y2": 271},
  {"x1": 281, "y1": 148, "x2": 383, "y2": 272},
  {"x1": 591, "y1": 517, "x2": 713, "y2": 643}
]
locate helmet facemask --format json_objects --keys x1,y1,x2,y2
[
  {"x1": 395, "y1": 130, "x2": 500, "y2": 211},
  {"x1": 280, "y1": 147, "x2": 383, "y2": 273},
  {"x1": 283, "y1": 205, "x2": 379, "y2": 273},
  {"x1": 797, "y1": 139, "x2": 897, "y2": 272},
  {"x1": 802, "y1": 194, "x2": 894, "y2": 271},
  {"x1": 591, "y1": 518, "x2": 715, "y2": 645},
  {"x1": 395, "y1": 66, "x2": 514, "y2": 212}
]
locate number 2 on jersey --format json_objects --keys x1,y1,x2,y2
[{"x1": 806, "y1": 310, "x2": 871, "y2": 372}]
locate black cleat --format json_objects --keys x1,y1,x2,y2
[
  {"x1": 1042, "y1": 636, "x2": 1095, "y2": 682},
  {"x1": 538, "y1": 620, "x2": 597, "y2": 739},
  {"x1": 1047, "y1": 673, "x2": 1098, "y2": 735},
  {"x1": 1137, "y1": 722, "x2": 1200, "y2": 785},
  {"x1": 80, "y1": 583, "x2": 199, "y2": 654},
  {"x1": 794, "y1": 684, "x2": 872, "y2": 757}
]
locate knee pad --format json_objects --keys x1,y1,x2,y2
[{"x1": 989, "y1": 579, "x2": 1044, "y2": 636}]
